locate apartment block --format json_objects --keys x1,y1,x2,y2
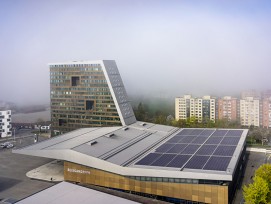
[
  {"x1": 262, "y1": 98, "x2": 271, "y2": 128},
  {"x1": 0, "y1": 110, "x2": 12, "y2": 137},
  {"x1": 175, "y1": 95, "x2": 215, "y2": 122},
  {"x1": 240, "y1": 97, "x2": 260, "y2": 127},
  {"x1": 217, "y1": 96, "x2": 238, "y2": 121},
  {"x1": 49, "y1": 60, "x2": 136, "y2": 135}
]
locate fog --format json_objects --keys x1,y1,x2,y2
[{"x1": 0, "y1": 0, "x2": 271, "y2": 105}]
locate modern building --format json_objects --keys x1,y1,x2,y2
[
  {"x1": 0, "y1": 110, "x2": 12, "y2": 137},
  {"x1": 262, "y1": 97, "x2": 271, "y2": 128},
  {"x1": 217, "y1": 96, "x2": 238, "y2": 121},
  {"x1": 49, "y1": 60, "x2": 136, "y2": 135},
  {"x1": 175, "y1": 95, "x2": 215, "y2": 122},
  {"x1": 240, "y1": 97, "x2": 260, "y2": 127},
  {"x1": 14, "y1": 124, "x2": 247, "y2": 204},
  {"x1": 14, "y1": 60, "x2": 248, "y2": 203}
]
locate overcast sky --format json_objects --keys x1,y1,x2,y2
[{"x1": 0, "y1": 0, "x2": 270, "y2": 105}]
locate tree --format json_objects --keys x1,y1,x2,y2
[
  {"x1": 243, "y1": 176, "x2": 269, "y2": 204},
  {"x1": 255, "y1": 164, "x2": 271, "y2": 199}
]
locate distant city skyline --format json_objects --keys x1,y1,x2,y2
[{"x1": 1, "y1": 0, "x2": 271, "y2": 105}]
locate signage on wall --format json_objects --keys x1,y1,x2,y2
[{"x1": 67, "y1": 168, "x2": 90, "y2": 175}]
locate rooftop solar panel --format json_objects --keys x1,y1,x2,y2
[
  {"x1": 212, "y1": 130, "x2": 228, "y2": 137},
  {"x1": 179, "y1": 136, "x2": 197, "y2": 143},
  {"x1": 167, "y1": 143, "x2": 187, "y2": 154},
  {"x1": 213, "y1": 146, "x2": 236, "y2": 156},
  {"x1": 136, "y1": 153, "x2": 162, "y2": 165},
  {"x1": 150, "y1": 154, "x2": 176, "y2": 167},
  {"x1": 199, "y1": 129, "x2": 215, "y2": 136},
  {"x1": 184, "y1": 155, "x2": 209, "y2": 169},
  {"x1": 180, "y1": 144, "x2": 200, "y2": 155},
  {"x1": 191, "y1": 136, "x2": 208, "y2": 144},
  {"x1": 196, "y1": 145, "x2": 217, "y2": 155},
  {"x1": 178, "y1": 129, "x2": 194, "y2": 135},
  {"x1": 205, "y1": 137, "x2": 223, "y2": 145},
  {"x1": 225, "y1": 130, "x2": 243, "y2": 137},
  {"x1": 155, "y1": 143, "x2": 175, "y2": 153},
  {"x1": 166, "y1": 155, "x2": 191, "y2": 168},
  {"x1": 203, "y1": 156, "x2": 231, "y2": 171},
  {"x1": 189, "y1": 129, "x2": 204, "y2": 135},
  {"x1": 220, "y1": 137, "x2": 240, "y2": 145},
  {"x1": 166, "y1": 136, "x2": 183, "y2": 143}
]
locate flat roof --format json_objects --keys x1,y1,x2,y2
[
  {"x1": 13, "y1": 122, "x2": 248, "y2": 181},
  {"x1": 16, "y1": 182, "x2": 140, "y2": 204}
]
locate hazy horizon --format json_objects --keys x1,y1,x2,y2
[{"x1": 1, "y1": 0, "x2": 271, "y2": 105}]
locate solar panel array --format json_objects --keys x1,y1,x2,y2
[{"x1": 135, "y1": 129, "x2": 244, "y2": 171}]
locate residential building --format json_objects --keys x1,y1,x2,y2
[
  {"x1": 0, "y1": 110, "x2": 12, "y2": 137},
  {"x1": 240, "y1": 97, "x2": 260, "y2": 127},
  {"x1": 262, "y1": 97, "x2": 271, "y2": 128},
  {"x1": 49, "y1": 60, "x2": 136, "y2": 135},
  {"x1": 241, "y1": 90, "x2": 260, "y2": 99},
  {"x1": 217, "y1": 96, "x2": 238, "y2": 121},
  {"x1": 175, "y1": 95, "x2": 215, "y2": 122}
]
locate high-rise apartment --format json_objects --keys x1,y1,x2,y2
[
  {"x1": 262, "y1": 97, "x2": 271, "y2": 128},
  {"x1": 175, "y1": 95, "x2": 215, "y2": 122},
  {"x1": 49, "y1": 60, "x2": 136, "y2": 135},
  {"x1": 217, "y1": 96, "x2": 238, "y2": 121},
  {"x1": 0, "y1": 110, "x2": 12, "y2": 137},
  {"x1": 240, "y1": 97, "x2": 260, "y2": 127}
]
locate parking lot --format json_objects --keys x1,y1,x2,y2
[{"x1": 0, "y1": 130, "x2": 54, "y2": 201}]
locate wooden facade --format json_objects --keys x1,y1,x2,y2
[{"x1": 64, "y1": 162, "x2": 228, "y2": 204}]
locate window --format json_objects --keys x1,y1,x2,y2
[
  {"x1": 71, "y1": 76, "x2": 80, "y2": 86},
  {"x1": 86, "y1": 100, "x2": 94, "y2": 110},
  {"x1": 59, "y1": 119, "x2": 67, "y2": 126}
]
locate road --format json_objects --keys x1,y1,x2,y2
[{"x1": 0, "y1": 129, "x2": 54, "y2": 202}]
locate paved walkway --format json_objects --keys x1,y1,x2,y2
[{"x1": 26, "y1": 160, "x2": 64, "y2": 182}]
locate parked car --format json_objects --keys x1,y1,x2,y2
[{"x1": 0, "y1": 142, "x2": 14, "y2": 148}]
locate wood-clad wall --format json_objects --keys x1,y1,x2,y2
[{"x1": 64, "y1": 162, "x2": 228, "y2": 204}]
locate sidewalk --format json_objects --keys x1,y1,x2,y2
[{"x1": 26, "y1": 160, "x2": 64, "y2": 182}]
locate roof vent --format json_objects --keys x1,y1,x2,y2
[
  {"x1": 106, "y1": 133, "x2": 115, "y2": 138},
  {"x1": 140, "y1": 122, "x2": 147, "y2": 126},
  {"x1": 89, "y1": 141, "x2": 98, "y2": 146},
  {"x1": 122, "y1": 127, "x2": 129, "y2": 131}
]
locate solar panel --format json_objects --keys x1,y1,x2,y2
[
  {"x1": 212, "y1": 130, "x2": 228, "y2": 137},
  {"x1": 178, "y1": 129, "x2": 194, "y2": 135},
  {"x1": 196, "y1": 145, "x2": 217, "y2": 155},
  {"x1": 136, "y1": 153, "x2": 162, "y2": 165},
  {"x1": 213, "y1": 146, "x2": 236, "y2": 156},
  {"x1": 189, "y1": 129, "x2": 204, "y2": 135},
  {"x1": 166, "y1": 136, "x2": 183, "y2": 143},
  {"x1": 180, "y1": 144, "x2": 200, "y2": 155},
  {"x1": 203, "y1": 156, "x2": 231, "y2": 171},
  {"x1": 179, "y1": 136, "x2": 197, "y2": 143},
  {"x1": 150, "y1": 154, "x2": 176, "y2": 167},
  {"x1": 184, "y1": 155, "x2": 209, "y2": 169},
  {"x1": 225, "y1": 130, "x2": 243, "y2": 137},
  {"x1": 200, "y1": 129, "x2": 215, "y2": 136},
  {"x1": 220, "y1": 137, "x2": 240, "y2": 145},
  {"x1": 191, "y1": 136, "x2": 208, "y2": 144},
  {"x1": 167, "y1": 143, "x2": 187, "y2": 154},
  {"x1": 205, "y1": 137, "x2": 223, "y2": 145},
  {"x1": 166, "y1": 155, "x2": 191, "y2": 168},
  {"x1": 155, "y1": 143, "x2": 175, "y2": 153}
]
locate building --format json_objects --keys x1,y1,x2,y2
[
  {"x1": 49, "y1": 60, "x2": 136, "y2": 135},
  {"x1": 0, "y1": 110, "x2": 12, "y2": 137},
  {"x1": 175, "y1": 95, "x2": 215, "y2": 122},
  {"x1": 240, "y1": 97, "x2": 260, "y2": 127},
  {"x1": 14, "y1": 60, "x2": 248, "y2": 203},
  {"x1": 14, "y1": 125, "x2": 248, "y2": 204},
  {"x1": 217, "y1": 96, "x2": 238, "y2": 121},
  {"x1": 262, "y1": 97, "x2": 271, "y2": 128}
]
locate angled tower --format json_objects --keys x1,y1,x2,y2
[{"x1": 49, "y1": 60, "x2": 136, "y2": 135}]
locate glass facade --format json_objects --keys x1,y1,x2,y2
[{"x1": 50, "y1": 63, "x2": 122, "y2": 135}]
